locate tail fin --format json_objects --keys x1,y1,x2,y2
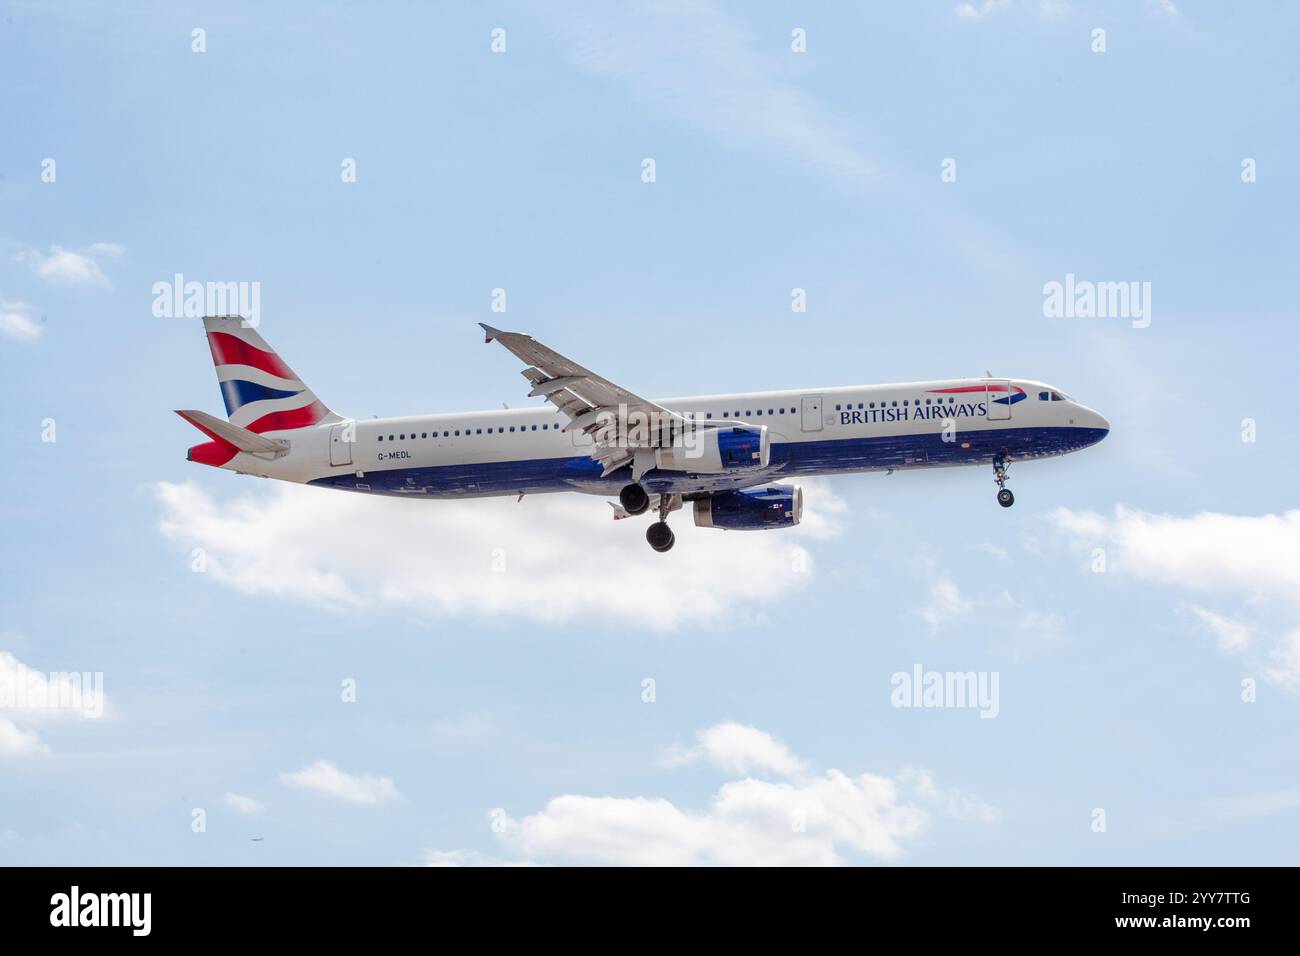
[{"x1": 201, "y1": 315, "x2": 340, "y2": 433}]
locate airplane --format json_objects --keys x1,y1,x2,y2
[{"x1": 177, "y1": 315, "x2": 1109, "y2": 552}]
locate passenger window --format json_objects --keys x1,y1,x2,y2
[{"x1": 378, "y1": 435, "x2": 384, "y2": 442}]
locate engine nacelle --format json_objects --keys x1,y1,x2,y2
[
  {"x1": 655, "y1": 424, "x2": 769, "y2": 474},
  {"x1": 694, "y1": 485, "x2": 803, "y2": 530}
]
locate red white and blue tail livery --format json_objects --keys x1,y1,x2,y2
[{"x1": 177, "y1": 316, "x2": 1108, "y2": 552}]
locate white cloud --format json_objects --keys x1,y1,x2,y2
[
  {"x1": 0, "y1": 651, "x2": 108, "y2": 721},
  {"x1": 550, "y1": 3, "x2": 876, "y2": 190},
  {"x1": 422, "y1": 849, "x2": 487, "y2": 867},
  {"x1": 900, "y1": 767, "x2": 999, "y2": 824},
  {"x1": 970, "y1": 541, "x2": 1009, "y2": 562},
  {"x1": 15, "y1": 242, "x2": 123, "y2": 286},
  {"x1": 1051, "y1": 506, "x2": 1300, "y2": 687},
  {"x1": 996, "y1": 591, "x2": 1065, "y2": 644},
  {"x1": 955, "y1": 0, "x2": 1012, "y2": 18},
  {"x1": 280, "y1": 759, "x2": 401, "y2": 805},
  {"x1": 0, "y1": 718, "x2": 47, "y2": 756},
  {"x1": 1264, "y1": 630, "x2": 1300, "y2": 689},
  {"x1": 429, "y1": 722, "x2": 994, "y2": 866},
  {"x1": 1051, "y1": 507, "x2": 1300, "y2": 604},
  {"x1": 664, "y1": 722, "x2": 808, "y2": 777},
  {"x1": 224, "y1": 792, "x2": 264, "y2": 815},
  {"x1": 420, "y1": 849, "x2": 538, "y2": 867},
  {"x1": 155, "y1": 479, "x2": 841, "y2": 632},
  {"x1": 1189, "y1": 606, "x2": 1252, "y2": 653},
  {"x1": 955, "y1": 0, "x2": 1069, "y2": 18},
  {"x1": 542, "y1": 3, "x2": 1035, "y2": 286},
  {"x1": 0, "y1": 301, "x2": 41, "y2": 341},
  {"x1": 0, "y1": 650, "x2": 110, "y2": 756},
  {"x1": 918, "y1": 577, "x2": 972, "y2": 628}
]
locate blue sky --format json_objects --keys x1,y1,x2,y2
[{"x1": 2, "y1": 0, "x2": 1298, "y2": 865}]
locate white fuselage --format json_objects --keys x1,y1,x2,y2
[{"x1": 212, "y1": 378, "x2": 1109, "y2": 500}]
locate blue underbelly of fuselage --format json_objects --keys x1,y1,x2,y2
[{"x1": 308, "y1": 425, "x2": 1108, "y2": 499}]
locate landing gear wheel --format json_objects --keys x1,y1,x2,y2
[
  {"x1": 646, "y1": 522, "x2": 675, "y2": 552},
  {"x1": 620, "y1": 483, "x2": 650, "y2": 516},
  {"x1": 992, "y1": 454, "x2": 1013, "y2": 508}
]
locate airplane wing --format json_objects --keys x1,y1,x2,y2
[{"x1": 479, "y1": 323, "x2": 690, "y2": 477}]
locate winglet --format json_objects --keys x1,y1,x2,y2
[{"x1": 479, "y1": 322, "x2": 504, "y2": 343}]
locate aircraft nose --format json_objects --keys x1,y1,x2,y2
[{"x1": 1081, "y1": 406, "x2": 1109, "y2": 439}]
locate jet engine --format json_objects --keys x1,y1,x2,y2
[
  {"x1": 654, "y1": 424, "x2": 769, "y2": 474},
  {"x1": 693, "y1": 484, "x2": 802, "y2": 530}
]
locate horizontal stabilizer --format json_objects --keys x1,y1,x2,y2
[{"x1": 176, "y1": 409, "x2": 287, "y2": 455}]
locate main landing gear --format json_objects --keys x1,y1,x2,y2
[
  {"x1": 646, "y1": 521, "x2": 675, "y2": 552},
  {"x1": 993, "y1": 453, "x2": 1014, "y2": 508},
  {"x1": 620, "y1": 482, "x2": 676, "y2": 551},
  {"x1": 645, "y1": 490, "x2": 677, "y2": 553}
]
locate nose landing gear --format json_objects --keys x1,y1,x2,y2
[{"x1": 993, "y1": 453, "x2": 1014, "y2": 508}]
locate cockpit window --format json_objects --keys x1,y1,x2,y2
[
  {"x1": 1038, "y1": 391, "x2": 1049, "y2": 401},
  {"x1": 1050, "y1": 391, "x2": 1065, "y2": 401}
]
